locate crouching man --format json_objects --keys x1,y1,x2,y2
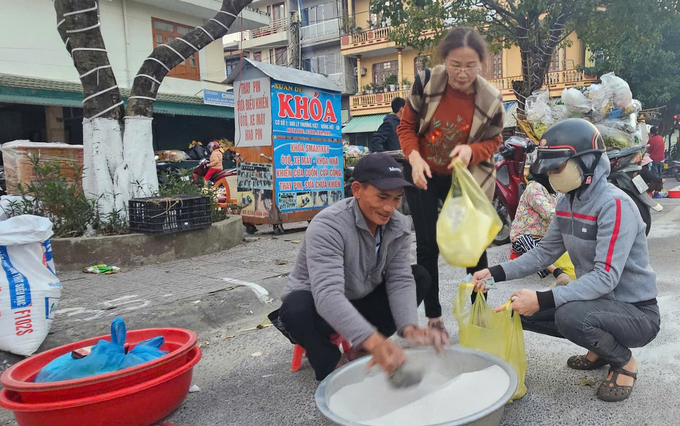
[{"x1": 270, "y1": 153, "x2": 449, "y2": 380}]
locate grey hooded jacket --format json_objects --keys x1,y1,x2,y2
[
  {"x1": 492, "y1": 154, "x2": 657, "y2": 309},
  {"x1": 281, "y1": 197, "x2": 418, "y2": 345}
]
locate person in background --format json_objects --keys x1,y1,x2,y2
[
  {"x1": 646, "y1": 126, "x2": 665, "y2": 178},
  {"x1": 510, "y1": 174, "x2": 572, "y2": 287},
  {"x1": 397, "y1": 27, "x2": 504, "y2": 335},
  {"x1": 269, "y1": 154, "x2": 449, "y2": 381},
  {"x1": 639, "y1": 155, "x2": 665, "y2": 198},
  {"x1": 203, "y1": 141, "x2": 223, "y2": 182},
  {"x1": 369, "y1": 97, "x2": 406, "y2": 153}
]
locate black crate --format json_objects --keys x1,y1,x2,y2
[{"x1": 128, "y1": 195, "x2": 212, "y2": 235}]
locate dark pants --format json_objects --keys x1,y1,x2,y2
[
  {"x1": 521, "y1": 299, "x2": 660, "y2": 368},
  {"x1": 652, "y1": 161, "x2": 664, "y2": 179},
  {"x1": 404, "y1": 172, "x2": 488, "y2": 318},
  {"x1": 277, "y1": 265, "x2": 431, "y2": 380}
]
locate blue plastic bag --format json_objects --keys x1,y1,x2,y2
[{"x1": 35, "y1": 318, "x2": 168, "y2": 382}]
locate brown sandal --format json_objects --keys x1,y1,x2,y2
[
  {"x1": 567, "y1": 355, "x2": 608, "y2": 370},
  {"x1": 596, "y1": 367, "x2": 637, "y2": 402}
]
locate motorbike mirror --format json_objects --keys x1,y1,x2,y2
[{"x1": 525, "y1": 140, "x2": 537, "y2": 154}]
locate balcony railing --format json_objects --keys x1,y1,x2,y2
[
  {"x1": 301, "y1": 19, "x2": 340, "y2": 41},
  {"x1": 245, "y1": 16, "x2": 291, "y2": 39},
  {"x1": 490, "y1": 69, "x2": 597, "y2": 92},
  {"x1": 342, "y1": 26, "x2": 393, "y2": 49},
  {"x1": 350, "y1": 89, "x2": 409, "y2": 111}
]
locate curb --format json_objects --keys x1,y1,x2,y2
[{"x1": 51, "y1": 216, "x2": 244, "y2": 271}]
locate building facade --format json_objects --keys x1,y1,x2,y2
[
  {"x1": 225, "y1": 0, "x2": 356, "y2": 126},
  {"x1": 340, "y1": 0, "x2": 598, "y2": 144},
  {"x1": 0, "y1": 0, "x2": 268, "y2": 147}
]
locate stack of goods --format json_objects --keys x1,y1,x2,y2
[{"x1": 525, "y1": 72, "x2": 644, "y2": 150}]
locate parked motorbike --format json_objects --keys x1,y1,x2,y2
[
  {"x1": 664, "y1": 159, "x2": 680, "y2": 181},
  {"x1": 607, "y1": 146, "x2": 654, "y2": 235},
  {"x1": 493, "y1": 137, "x2": 536, "y2": 245}
]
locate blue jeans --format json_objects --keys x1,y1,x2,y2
[
  {"x1": 652, "y1": 161, "x2": 664, "y2": 179},
  {"x1": 521, "y1": 299, "x2": 660, "y2": 368}
]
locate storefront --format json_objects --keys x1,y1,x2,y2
[{"x1": 0, "y1": 74, "x2": 235, "y2": 150}]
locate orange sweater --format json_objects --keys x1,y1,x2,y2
[{"x1": 398, "y1": 85, "x2": 501, "y2": 175}]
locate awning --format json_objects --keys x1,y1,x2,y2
[
  {"x1": 0, "y1": 85, "x2": 83, "y2": 108},
  {"x1": 504, "y1": 101, "x2": 518, "y2": 129},
  {"x1": 0, "y1": 74, "x2": 233, "y2": 119},
  {"x1": 153, "y1": 101, "x2": 233, "y2": 118},
  {"x1": 342, "y1": 114, "x2": 387, "y2": 134}
]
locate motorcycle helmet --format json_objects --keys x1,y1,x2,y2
[
  {"x1": 531, "y1": 118, "x2": 605, "y2": 186},
  {"x1": 207, "y1": 141, "x2": 221, "y2": 152}
]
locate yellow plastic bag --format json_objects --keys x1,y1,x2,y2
[
  {"x1": 554, "y1": 252, "x2": 576, "y2": 280},
  {"x1": 452, "y1": 283, "x2": 527, "y2": 401},
  {"x1": 437, "y1": 160, "x2": 502, "y2": 268}
]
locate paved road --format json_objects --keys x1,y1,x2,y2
[{"x1": 1, "y1": 201, "x2": 680, "y2": 426}]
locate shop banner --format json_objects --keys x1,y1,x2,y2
[
  {"x1": 235, "y1": 77, "x2": 271, "y2": 147},
  {"x1": 203, "y1": 89, "x2": 234, "y2": 107},
  {"x1": 237, "y1": 162, "x2": 274, "y2": 219},
  {"x1": 273, "y1": 139, "x2": 344, "y2": 212},
  {"x1": 271, "y1": 80, "x2": 341, "y2": 139}
]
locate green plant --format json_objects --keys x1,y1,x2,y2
[
  {"x1": 401, "y1": 78, "x2": 411, "y2": 87},
  {"x1": 158, "y1": 168, "x2": 229, "y2": 223},
  {"x1": 364, "y1": 84, "x2": 373, "y2": 93},
  {"x1": 3, "y1": 155, "x2": 128, "y2": 237},
  {"x1": 383, "y1": 74, "x2": 398, "y2": 85}
]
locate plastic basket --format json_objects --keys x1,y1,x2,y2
[{"x1": 128, "y1": 195, "x2": 211, "y2": 235}]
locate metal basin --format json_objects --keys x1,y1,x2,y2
[{"x1": 316, "y1": 346, "x2": 518, "y2": 426}]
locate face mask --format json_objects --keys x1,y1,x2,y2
[{"x1": 548, "y1": 160, "x2": 583, "y2": 193}]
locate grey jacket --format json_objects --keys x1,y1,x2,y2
[
  {"x1": 495, "y1": 154, "x2": 657, "y2": 309},
  {"x1": 281, "y1": 197, "x2": 418, "y2": 346}
]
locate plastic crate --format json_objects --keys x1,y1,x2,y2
[{"x1": 128, "y1": 195, "x2": 211, "y2": 235}]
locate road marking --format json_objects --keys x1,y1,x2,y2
[
  {"x1": 55, "y1": 295, "x2": 151, "y2": 322},
  {"x1": 223, "y1": 277, "x2": 273, "y2": 304}
]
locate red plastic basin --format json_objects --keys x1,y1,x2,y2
[
  {"x1": 1, "y1": 328, "x2": 197, "y2": 403},
  {"x1": 668, "y1": 190, "x2": 680, "y2": 198},
  {"x1": 0, "y1": 346, "x2": 201, "y2": 426}
]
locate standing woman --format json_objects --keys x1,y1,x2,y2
[{"x1": 397, "y1": 27, "x2": 505, "y2": 334}]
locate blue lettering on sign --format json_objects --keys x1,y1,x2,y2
[
  {"x1": 42, "y1": 240, "x2": 55, "y2": 275},
  {"x1": 0, "y1": 246, "x2": 32, "y2": 309}
]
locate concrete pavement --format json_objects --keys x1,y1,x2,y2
[{"x1": 1, "y1": 201, "x2": 680, "y2": 425}]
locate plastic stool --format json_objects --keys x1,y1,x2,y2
[{"x1": 291, "y1": 333, "x2": 350, "y2": 372}]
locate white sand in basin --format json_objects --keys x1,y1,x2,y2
[{"x1": 328, "y1": 365, "x2": 509, "y2": 426}]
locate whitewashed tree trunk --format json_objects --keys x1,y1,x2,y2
[
  {"x1": 82, "y1": 118, "x2": 125, "y2": 214},
  {"x1": 121, "y1": 117, "x2": 157, "y2": 199},
  {"x1": 55, "y1": 0, "x2": 252, "y2": 216}
]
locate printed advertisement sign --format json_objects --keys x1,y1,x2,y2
[
  {"x1": 271, "y1": 80, "x2": 341, "y2": 139},
  {"x1": 203, "y1": 89, "x2": 234, "y2": 107},
  {"x1": 273, "y1": 139, "x2": 344, "y2": 212},
  {"x1": 237, "y1": 162, "x2": 274, "y2": 219},
  {"x1": 235, "y1": 77, "x2": 271, "y2": 147}
]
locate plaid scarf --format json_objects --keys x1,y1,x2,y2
[{"x1": 406, "y1": 65, "x2": 505, "y2": 200}]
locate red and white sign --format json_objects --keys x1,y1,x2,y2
[{"x1": 235, "y1": 77, "x2": 272, "y2": 147}]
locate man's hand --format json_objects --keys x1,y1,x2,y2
[
  {"x1": 402, "y1": 326, "x2": 450, "y2": 353},
  {"x1": 448, "y1": 144, "x2": 473, "y2": 168},
  {"x1": 501, "y1": 289, "x2": 540, "y2": 316},
  {"x1": 472, "y1": 269, "x2": 492, "y2": 292},
  {"x1": 363, "y1": 332, "x2": 406, "y2": 375}
]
